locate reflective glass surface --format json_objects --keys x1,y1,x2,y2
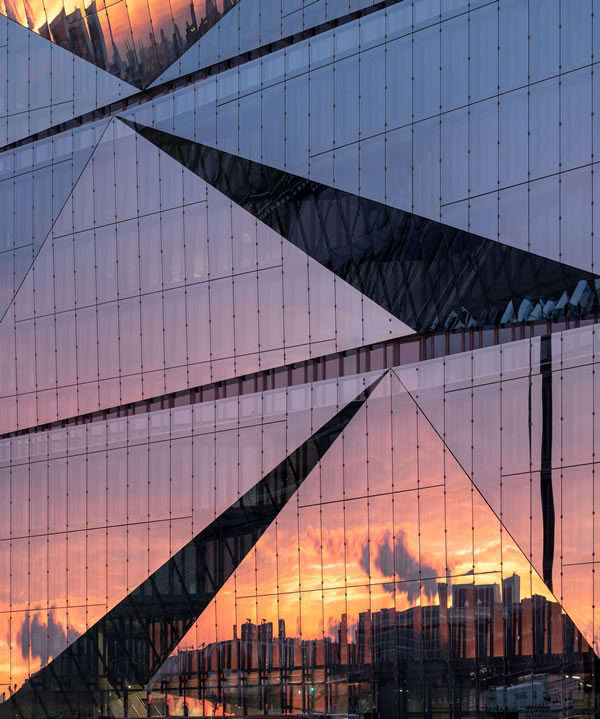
[
  {"x1": 3, "y1": 1, "x2": 600, "y2": 716},
  {"x1": 0, "y1": 0, "x2": 241, "y2": 88},
  {"x1": 123, "y1": 0, "x2": 600, "y2": 273},
  {"x1": 0, "y1": 117, "x2": 410, "y2": 434}
]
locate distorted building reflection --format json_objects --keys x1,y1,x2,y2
[
  {"x1": 3, "y1": 0, "x2": 600, "y2": 716},
  {"x1": 153, "y1": 575, "x2": 595, "y2": 718}
]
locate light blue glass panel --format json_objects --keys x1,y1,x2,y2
[
  {"x1": 359, "y1": 135, "x2": 385, "y2": 202},
  {"x1": 310, "y1": 64, "x2": 334, "y2": 155},
  {"x1": 164, "y1": 287, "x2": 187, "y2": 368},
  {"x1": 498, "y1": 184, "x2": 528, "y2": 252},
  {"x1": 441, "y1": 199, "x2": 468, "y2": 232},
  {"x1": 283, "y1": 0, "x2": 302, "y2": 14},
  {"x1": 498, "y1": 88, "x2": 528, "y2": 188},
  {"x1": 561, "y1": 68, "x2": 592, "y2": 172},
  {"x1": 498, "y1": 0, "x2": 528, "y2": 93},
  {"x1": 386, "y1": 1, "x2": 412, "y2": 40},
  {"x1": 116, "y1": 221, "x2": 139, "y2": 298},
  {"x1": 286, "y1": 41, "x2": 309, "y2": 79},
  {"x1": 441, "y1": 107, "x2": 468, "y2": 204},
  {"x1": 386, "y1": 125, "x2": 412, "y2": 210},
  {"x1": 161, "y1": 209, "x2": 185, "y2": 289},
  {"x1": 413, "y1": 0, "x2": 440, "y2": 31},
  {"x1": 261, "y1": 0, "x2": 282, "y2": 42},
  {"x1": 139, "y1": 215, "x2": 163, "y2": 293},
  {"x1": 262, "y1": 84, "x2": 285, "y2": 168},
  {"x1": 74, "y1": 230, "x2": 97, "y2": 308},
  {"x1": 217, "y1": 67, "x2": 239, "y2": 105},
  {"x1": 441, "y1": 13, "x2": 468, "y2": 111},
  {"x1": 0, "y1": 177, "x2": 14, "y2": 251},
  {"x1": 561, "y1": 0, "x2": 592, "y2": 72},
  {"x1": 470, "y1": 3, "x2": 497, "y2": 103},
  {"x1": 240, "y1": 61, "x2": 261, "y2": 96},
  {"x1": 95, "y1": 225, "x2": 118, "y2": 303},
  {"x1": 97, "y1": 302, "x2": 120, "y2": 379},
  {"x1": 441, "y1": 0, "x2": 468, "y2": 20},
  {"x1": 529, "y1": 0, "x2": 559, "y2": 83},
  {"x1": 195, "y1": 80, "x2": 217, "y2": 146},
  {"x1": 334, "y1": 142, "x2": 359, "y2": 196},
  {"x1": 334, "y1": 17, "x2": 359, "y2": 60},
  {"x1": 311, "y1": 148, "x2": 333, "y2": 187},
  {"x1": 216, "y1": 100, "x2": 238, "y2": 154},
  {"x1": 561, "y1": 166, "x2": 592, "y2": 271},
  {"x1": 360, "y1": 45, "x2": 385, "y2": 138},
  {"x1": 53, "y1": 235, "x2": 75, "y2": 313},
  {"x1": 309, "y1": 30, "x2": 334, "y2": 69},
  {"x1": 7, "y1": 23, "x2": 28, "y2": 114},
  {"x1": 239, "y1": 93, "x2": 262, "y2": 161},
  {"x1": 33, "y1": 166, "x2": 54, "y2": 247},
  {"x1": 258, "y1": 266, "x2": 284, "y2": 351},
  {"x1": 0, "y1": 49, "x2": 7, "y2": 120},
  {"x1": 334, "y1": 55, "x2": 359, "y2": 147},
  {"x1": 29, "y1": 35, "x2": 51, "y2": 110},
  {"x1": 118, "y1": 297, "x2": 142, "y2": 375},
  {"x1": 529, "y1": 78, "x2": 559, "y2": 180},
  {"x1": 234, "y1": 271, "x2": 259, "y2": 356},
  {"x1": 595, "y1": 0, "x2": 600, "y2": 62},
  {"x1": 413, "y1": 116, "x2": 440, "y2": 218},
  {"x1": 413, "y1": 24, "x2": 440, "y2": 121},
  {"x1": 262, "y1": 49, "x2": 285, "y2": 88},
  {"x1": 469, "y1": 191, "x2": 496, "y2": 240},
  {"x1": 469, "y1": 98, "x2": 498, "y2": 196},
  {"x1": 219, "y1": 3, "x2": 242, "y2": 60},
  {"x1": 76, "y1": 306, "x2": 99, "y2": 383},
  {"x1": 529, "y1": 176, "x2": 560, "y2": 262},
  {"x1": 303, "y1": 0, "x2": 327, "y2": 26},
  {"x1": 386, "y1": 35, "x2": 412, "y2": 130},
  {"x1": 210, "y1": 278, "x2": 234, "y2": 360},
  {"x1": 359, "y1": 8, "x2": 385, "y2": 49}
]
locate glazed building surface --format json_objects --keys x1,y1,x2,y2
[{"x1": 1, "y1": 1, "x2": 600, "y2": 716}]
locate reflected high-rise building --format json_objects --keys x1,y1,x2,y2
[
  {"x1": 85, "y1": 1, "x2": 109, "y2": 70},
  {"x1": 2, "y1": 1, "x2": 600, "y2": 718},
  {"x1": 1, "y1": 0, "x2": 240, "y2": 87}
]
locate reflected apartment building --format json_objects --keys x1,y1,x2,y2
[{"x1": 1, "y1": 0, "x2": 600, "y2": 717}]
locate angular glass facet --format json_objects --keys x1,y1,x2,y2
[
  {"x1": 0, "y1": 19, "x2": 136, "y2": 142},
  {"x1": 125, "y1": 121, "x2": 598, "y2": 336},
  {"x1": 97, "y1": 367, "x2": 597, "y2": 718},
  {"x1": 3, "y1": 2, "x2": 600, "y2": 716},
  {"x1": 0, "y1": 376, "x2": 379, "y2": 718},
  {"x1": 0, "y1": 118, "x2": 410, "y2": 432},
  {"x1": 0, "y1": 0, "x2": 241, "y2": 88}
]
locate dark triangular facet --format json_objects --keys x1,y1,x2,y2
[
  {"x1": 0, "y1": 376, "x2": 381, "y2": 719},
  {"x1": 123, "y1": 121, "x2": 597, "y2": 333}
]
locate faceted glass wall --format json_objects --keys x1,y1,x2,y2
[
  {"x1": 2, "y1": 0, "x2": 600, "y2": 716},
  {"x1": 0, "y1": 371, "x2": 380, "y2": 705},
  {"x1": 122, "y1": 0, "x2": 600, "y2": 272}
]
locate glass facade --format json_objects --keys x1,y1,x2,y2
[{"x1": 3, "y1": 1, "x2": 600, "y2": 717}]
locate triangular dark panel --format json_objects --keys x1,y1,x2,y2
[
  {"x1": 125, "y1": 121, "x2": 598, "y2": 333},
  {"x1": 0, "y1": 376, "x2": 381, "y2": 719}
]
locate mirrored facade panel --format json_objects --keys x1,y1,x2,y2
[
  {"x1": 0, "y1": 118, "x2": 410, "y2": 433},
  {"x1": 3, "y1": 1, "x2": 600, "y2": 716},
  {"x1": 125, "y1": 0, "x2": 600, "y2": 271},
  {"x1": 0, "y1": 16, "x2": 136, "y2": 143},
  {"x1": 0, "y1": 0, "x2": 241, "y2": 88},
  {"x1": 0, "y1": 372, "x2": 382, "y2": 702}
]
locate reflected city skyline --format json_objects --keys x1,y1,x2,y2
[
  {"x1": 151, "y1": 574, "x2": 596, "y2": 717},
  {"x1": 2, "y1": 1, "x2": 600, "y2": 714},
  {"x1": 0, "y1": 0, "x2": 239, "y2": 86}
]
